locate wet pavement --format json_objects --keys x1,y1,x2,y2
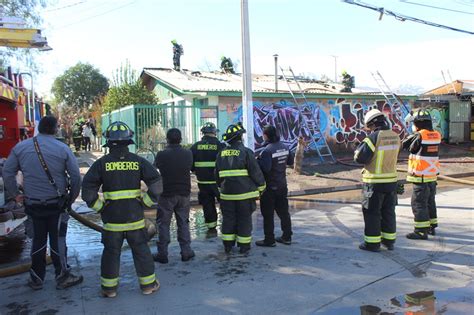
[{"x1": 0, "y1": 184, "x2": 472, "y2": 314}]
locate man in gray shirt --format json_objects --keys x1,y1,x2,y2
[{"x1": 3, "y1": 116, "x2": 83, "y2": 290}]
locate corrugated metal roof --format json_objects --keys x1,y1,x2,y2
[
  {"x1": 142, "y1": 67, "x2": 371, "y2": 95},
  {"x1": 423, "y1": 80, "x2": 474, "y2": 96}
]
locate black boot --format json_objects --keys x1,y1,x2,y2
[
  {"x1": 381, "y1": 239, "x2": 394, "y2": 251},
  {"x1": 427, "y1": 226, "x2": 436, "y2": 236},
  {"x1": 359, "y1": 242, "x2": 380, "y2": 252},
  {"x1": 255, "y1": 239, "x2": 276, "y2": 247},
  {"x1": 406, "y1": 231, "x2": 428, "y2": 240},
  {"x1": 239, "y1": 244, "x2": 251, "y2": 255}
]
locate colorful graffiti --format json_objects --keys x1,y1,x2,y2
[{"x1": 427, "y1": 107, "x2": 448, "y2": 140}]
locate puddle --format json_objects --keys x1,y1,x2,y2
[{"x1": 319, "y1": 281, "x2": 474, "y2": 314}]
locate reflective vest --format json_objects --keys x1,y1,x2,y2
[
  {"x1": 407, "y1": 129, "x2": 441, "y2": 183},
  {"x1": 362, "y1": 130, "x2": 400, "y2": 184}
]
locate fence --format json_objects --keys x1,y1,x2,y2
[{"x1": 101, "y1": 104, "x2": 218, "y2": 153}]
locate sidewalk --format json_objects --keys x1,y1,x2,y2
[{"x1": 1, "y1": 187, "x2": 472, "y2": 314}]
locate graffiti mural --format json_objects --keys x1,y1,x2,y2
[{"x1": 427, "y1": 107, "x2": 448, "y2": 140}]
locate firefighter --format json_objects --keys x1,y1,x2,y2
[
  {"x1": 191, "y1": 122, "x2": 226, "y2": 237},
  {"x1": 220, "y1": 56, "x2": 235, "y2": 74},
  {"x1": 171, "y1": 39, "x2": 183, "y2": 71},
  {"x1": 82, "y1": 121, "x2": 160, "y2": 298},
  {"x1": 255, "y1": 125, "x2": 294, "y2": 247},
  {"x1": 215, "y1": 123, "x2": 266, "y2": 254},
  {"x1": 354, "y1": 109, "x2": 400, "y2": 252},
  {"x1": 402, "y1": 110, "x2": 441, "y2": 240}
]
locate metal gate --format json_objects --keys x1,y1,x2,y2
[{"x1": 449, "y1": 101, "x2": 471, "y2": 143}]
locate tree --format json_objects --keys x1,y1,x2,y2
[
  {"x1": 103, "y1": 60, "x2": 157, "y2": 112},
  {"x1": 52, "y1": 62, "x2": 109, "y2": 110},
  {"x1": 0, "y1": 0, "x2": 48, "y2": 69}
]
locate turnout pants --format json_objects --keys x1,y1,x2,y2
[
  {"x1": 198, "y1": 184, "x2": 220, "y2": 229},
  {"x1": 156, "y1": 195, "x2": 193, "y2": 256},
  {"x1": 362, "y1": 184, "x2": 397, "y2": 249},
  {"x1": 220, "y1": 199, "x2": 256, "y2": 248},
  {"x1": 101, "y1": 228, "x2": 156, "y2": 291},
  {"x1": 260, "y1": 187, "x2": 292, "y2": 242},
  {"x1": 28, "y1": 212, "x2": 69, "y2": 283},
  {"x1": 411, "y1": 182, "x2": 437, "y2": 232}
]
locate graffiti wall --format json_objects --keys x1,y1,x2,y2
[{"x1": 218, "y1": 96, "x2": 413, "y2": 153}]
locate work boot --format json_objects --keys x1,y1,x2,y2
[
  {"x1": 181, "y1": 250, "x2": 195, "y2": 262},
  {"x1": 27, "y1": 278, "x2": 43, "y2": 291},
  {"x1": 141, "y1": 281, "x2": 160, "y2": 295},
  {"x1": 381, "y1": 239, "x2": 394, "y2": 251},
  {"x1": 56, "y1": 272, "x2": 84, "y2": 290},
  {"x1": 276, "y1": 236, "x2": 292, "y2": 245},
  {"x1": 101, "y1": 289, "x2": 117, "y2": 298},
  {"x1": 406, "y1": 231, "x2": 428, "y2": 240},
  {"x1": 239, "y1": 244, "x2": 251, "y2": 255},
  {"x1": 427, "y1": 226, "x2": 436, "y2": 236},
  {"x1": 224, "y1": 245, "x2": 233, "y2": 254},
  {"x1": 255, "y1": 239, "x2": 276, "y2": 247},
  {"x1": 359, "y1": 242, "x2": 380, "y2": 252},
  {"x1": 153, "y1": 253, "x2": 169, "y2": 264},
  {"x1": 206, "y1": 228, "x2": 218, "y2": 239}
]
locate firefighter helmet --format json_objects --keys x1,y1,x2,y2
[
  {"x1": 413, "y1": 110, "x2": 432, "y2": 122},
  {"x1": 201, "y1": 122, "x2": 217, "y2": 134},
  {"x1": 103, "y1": 121, "x2": 134, "y2": 146},
  {"x1": 222, "y1": 123, "x2": 246, "y2": 142},
  {"x1": 171, "y1": 39, "x2": 177, "y2": 45},
  {"x1": 364, "y1": 109, "x2": 385, "y2": 127}
]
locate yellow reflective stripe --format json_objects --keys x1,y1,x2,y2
[
  {"x1": 405, "y1": 294, "x2": 435, "y2": 304},
  {"x1": 363, "y1": 138, "x2": 376, "y2": 152},
  {"x1": 197, "y1": 180, "x2": 217, "y2": 184},
  {"x1": 381, "y1": 232, "x2": 396, "y2": 240},
  {"x1": 237, "y1": 235, "x2": 251, "y2": 244},
  {"x1": 430, "y1": 218, "x2": 438, "y2": 224},
  {"x1": 104, "y1": 219, "x2": 145, "y2": 232},
  {"x1": 206, "y1": 221, "x2": 217, "y2": 229},
  {"x1": 219, "y1": 169, "x2": 249, "y2": 177},
  {"x1": 222, "y1": 234, "x2": 236, "y2": 241},
  {"x1": 101, "y1": 277, "x2": 119, "y2": 287},
  {"x1": 362, "y1": 177, "x2": 398, "y2": 183},
  {"x1": 258, "y1": 184, "x2": 266, "y2": 192},
  {"x1": 364, "y1": 235, "x2": 381, "y2": 243},
  {"x1": 103, "y1": 189, "x2": 141, "y2": 200},
  {"x1": 375, "y1": 150, "x2": 384, "y2": 174},
  {"x1": 139, "y1": 274, "x2": 156, "y2": 286},
  {"x1": 220, "y1": 190, "x2": 260, "y2": 200},
  {"x1": 406, "y1": 175, "x2": 437, "y2": 183},
  {"x1": 142, "y1": 193, "x2": 155, "y2": 207},
  {"x1": 414, "y1": 221, "x2": 430, "y2": 228},
  {"x1": 194, "y1": 161, "x2": 216, "y2": 167},
  {"x1": 363, "y1": 172, "x2": 398, "y2": 179},
  {"x1": 92, "y1": 198, "x2": 104, "y2": 212}
]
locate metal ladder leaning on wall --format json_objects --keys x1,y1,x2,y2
[
  {"x1": 371, "y1": 71, "x2": 410, "y2": 131},
  {"x1": 280, "y1": 66, "x2": 335, "y2": 163}
]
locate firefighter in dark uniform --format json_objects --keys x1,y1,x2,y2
[
  {"x1": 82, "y1": 121, "x2": 160, "y2": 298},
  {"x1": 255, "y1": 125, "x2": 294, "y2": 247},
  {"x1": 215, "y1": 123, "x2": 266, "y2": 254},
  {"x1": 354, "y1": 109, "x2": 400, "y2": 252},
  {"x1": 402, "y1": 110, "x2": 441, "y2": 240},
  {"x1": 191, "y1": 122, "x2": 226, "y2": 237}
]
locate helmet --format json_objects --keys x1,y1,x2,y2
[
  {"x1": 201, "y1": 122, "x2": 217, "y2": 134},
  {"x1": 171, "y1": 39, "x2": 177, "y2": 45},
  {"x1": 364, "y1": 109, "x2": 385, "y2": 127},
  {"x1": 413, "y1": 110, "x2": 432, "y2": 122},
  {"x1": 221, "y1": 56, "x2": 226, "y2": 61},
  {"x1": 222, "y1": 123, "x2": 246, "y2": 142},
  {"x1": 103, "y1": 121, "x2": 134, "y2": 146}
]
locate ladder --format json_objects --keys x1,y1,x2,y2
[
  {"x1": 371, "y1": 71, "x2": 409, "y2": 131},
  {"x1": 280, "y1": 66, "x2": 335, "y2": 163}
]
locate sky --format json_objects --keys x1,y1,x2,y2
[{"x1": 12, "y1": 0, "x2": 474, "y2": 96}]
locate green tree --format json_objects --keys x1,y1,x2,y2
[
  {"x1": 0, "y1": 0, "x2": 48, "y2": 69},
  {"x1": 103, "y1": 60, "x2": 157, "y2": 112},
  {"x1": 52, "y1": 62, "x2": 109, "y2": 109}
]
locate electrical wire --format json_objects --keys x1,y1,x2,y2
[
  {"x1": 399, "y1": 0, "x2": 474, "y2": 15},
  {"x1": 46, "y1": 1, "x2": 87, "y2": 12},
  {"x1": 342, "y1": 0, "x2": 474, "y2": 35}
]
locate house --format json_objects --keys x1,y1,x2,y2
[{"x1": 139, "y1": 67, "x2": 417, "y2": 153}]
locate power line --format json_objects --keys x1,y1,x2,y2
[
  {"x1": 46, "y1": 1, "x2": 87, "y2": 12},
  {"x1": 399, "y1": 0, "x2": 474, "y2": 15},
  {"x1": 342, "y1": 0, "x2": 474, "y2": 35}
]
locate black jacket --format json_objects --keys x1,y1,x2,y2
[
  {"x1": 154, "y1": 144, "x2": 193, "y2": 197},
  {"x1": 258, "y1": 141, "x2": 294, "y2": 190},
  {"x1": 215, "y1": 141, "x2": 266, "y2": 200},
  {"x1": 402, "y1": 133, "x2": 422, "y2": 154},
  {"x1": 191, "y1": 135, "x2": 226, "y2": 184},
  {"x1": 82, "y1": 146, "x2": 161, "y2": 225}
]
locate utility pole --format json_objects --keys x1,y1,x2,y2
[
  {"x1": 273, "y1": 54, "x2": 278, "y2": 92},
  {"x1": 331, "y1": 55, "x2": 338, "y2": 83},
  {"x1": 241, "y1": 0, "x2": 254, "y2": 151}
]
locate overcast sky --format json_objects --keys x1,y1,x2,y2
[{"x1": 22, "y1": 0, "x2": 474, "y2": 96}]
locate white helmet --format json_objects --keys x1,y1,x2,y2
[{"x1": 364, "y1": 109, "x2": 385, "y2": 127}]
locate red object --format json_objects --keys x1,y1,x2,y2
[{"x1": 0, "y1": 98, "x2": 22, "y2": 158}]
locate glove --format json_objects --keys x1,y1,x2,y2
[{"x1": 397, "y1": 183, "x2": 405, "y2": 195}]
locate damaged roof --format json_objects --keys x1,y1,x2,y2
[{"x1": 141, "y1": 67, "x2": 372, "y2": 95}]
